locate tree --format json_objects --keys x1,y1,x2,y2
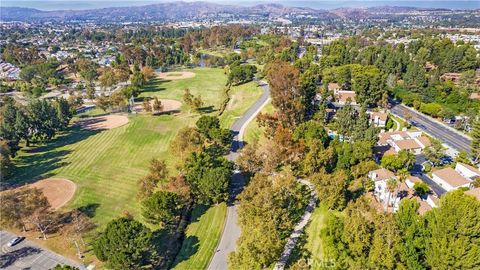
[
  {"x1": 311, "y1": 170, "x2": 347, "y2": 210},
  {"x1": 95, "y1": 94, "x2": 111, "y2": 112},
  {"x1": 184, "y1": 151, "x2": 233, "y2": 204},
  {"x1": 93, "y1": 216, "x2": 158, "y2": 270},
  {"x1": 0, "y1": 140, "x2": 14, "y2": 178},
  {"x1": 196, "y1": 115, "x2": 220, "y2": 137},
  {"x1": 334, "y1": 103, "x2": 356, "y2": 139},
  {"x1": 77, "y1": 58, "x2": 98, "y2": 85},
  {"x1": 169, "y1": 127, "x2": 204, "y2": 165},
  {"x1": 228, "y1": 64, "x2": 257, "y2": 85},
  {"x1": 142, "y1": 98, "x2": 152, "y2": 113},
  {"x1": 292, "y1": 120, "x2": 329, "y2": 146},
  {"x1": 230, "y1": 172, "x2": 307, "y2": 269},
  {"x1": 53, "y1": 97, "x2": 72, "y2": 130},
  {"x1": 152, "y1": 97, "x2": 163, "y2": 113},
  {"x1": 267, "y1": 60, "x2": 304, "y2": 128},
  {"x1": 368, "y1": 214, "x2": 401, "y2": 269},
  {"x1": 137, "y1": 159, "x2": 168, "y2": 200},
  {"x1": 0, "y1": 99, "x2": 22, "y2": 152},
  {"x1": 0, "y1": 186, "x2": 52, "y2": 237},
  {"x1": 99, "y1": 67, "x2": 118, "y2": 90},
  {"x1": 413, "y1": 182, "x2": 430, "y2": 197},
  {"x1": 236, "y1": 140, "x2": 264, "y2": 175},
  {"x1": 192, "y1": 95, "x2": 203, "y2": 112},
  {"x1": 471, "y1": 119, "x2": 480, "y2": 162},
  {"x1": 27, "y1": 99, "x2": 60, "y2": 143},
  {"x1": 424, "y1": 190, "x2": 480, "y2": 269},
  {"x1": 131, "y1": 69, "x2": 145, "y2": 87},
  {"x1": 386, "y1": 178, "x2": 398, "y2": 210},
  {"x1": 381, "y1": 150, "x2": 416, "y2": 172},
  {"x1": 395, "y1": 199, "x2": 427, "y2": 270},
  {"x1": 63, "y1": 210, "x2": 95, "y2": 260},
  {"x1": 183, "y1": 88, "x2": 194, "y2": 107},
  {"x1": 141, "y1": 66, "x2": 154, "y2": 81},
  {"x1": 141, "y1": 191, "x2": 184, "y2": 227}
]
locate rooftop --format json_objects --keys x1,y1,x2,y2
[
  {"x1": 432, "y1": 167, "x2": 471, "y2": 188},
  {"x1": 465, "y1": 188, "x2": 480, "y2": 201}
]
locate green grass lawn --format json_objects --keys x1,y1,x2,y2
[
  {"x1": 140, "y1": 67, "x2": 228, "y2": 112},
  {"x1": 305, "y1": 205, "x2": 328, "y2": 264},
  {"x1": 219, "y1": 81, "x2": 263, "y2": 128},
  {"x1": 243, "y1": 100, "x2": 273, "y2": 143},
  {"x1": 9, "y1": 67, "x2": 266, "y2": 266},
  {"x1": 172, "y1": 203, "x2": 227, "y2": 270}
]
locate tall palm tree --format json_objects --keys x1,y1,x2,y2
[{"x1": 386, "y1": 178, "x2": 398, "y2": 211}]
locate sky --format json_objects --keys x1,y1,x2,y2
[{"x1": 1, "y1": 0, "x2": 479, "y2": 10}]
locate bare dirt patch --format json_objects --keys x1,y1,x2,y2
[
  {"x1": 156, "y1": 71, "x2": 196, "y2": 80},
  {"x1": 76, "y1": 114, "x2": 129, "y2": 130},
  {"x1": 29, "y1": 178, "x2": 77, "y2": 210},
  {"x1": 134, "y1": 99, "x2": 182, "y2": 114}
]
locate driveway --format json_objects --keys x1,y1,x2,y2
[
  {"x1": 412, "y1": 155, "x2": 447, "y2": 196},
  {"x1": 0, "y1": 230, "x2": 83, "y2": 270}
]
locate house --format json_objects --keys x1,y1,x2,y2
[
  {"x1": 425, "y1": 62, "x2": 437, "y2": 72},
  {"x1": 465, "y1": 187, "x2": 480, "y2": 201},
  {"x1": 326, "y1": 82, "x2": 357, "y2": 106},
  {"x1": 456, "y1": 162, "x2": 480, "y2": 180},
  {"x1": 441, "y1": 72, "x2": 461, "y2": 83},
  {"x1": 378, "y1": 131, "x2": 431, "y2": 155},
  {"x1": 369, "y1": 168, "x2": 398, "y2": 209},
  {"x1": 431, "y1": 167, "x2": 472, "y2": 192},
  {"x1": 470, "y1": 93, "x2": 480, "y2": 100},
  {"x1": 405, "y1": 175, "x2": 422, "y2": 189},
  {"x1": 368, "y1": 111, "x2": 388, "y2": 127},
  {"x1": 334, "y1": 90, "x2": 357, "y2": 106},
  {"x1": 327, "y1": 82, "x2": 340, "y2": 92}
]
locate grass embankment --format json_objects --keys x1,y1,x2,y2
[
  {"x1": 219, "y1": 81, "x2": 263, "y2": 128},
  {"x1": 172, "y1": 203, "x2": 227, "y2": 270},
  {"x1": 304, "y1": 205, "x2": 328, "y2": 265},
  {"x1": 243, "y1": 100, "x2": 274, "y2": 143}
]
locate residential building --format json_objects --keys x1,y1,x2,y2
[
  {"x1": 378, "y1": 131, "x2": 431, "y2": 155},
  {"x1": 368, "y1": 111, "x2": 388, "y2": 127},
  {"x1": 431, "y1": 167, "x2": 472, "y2": 191},
  {"x1": 465, "y1": 187, "x2": 480, "y2": 201},
  {"x1": 456, "y1": 162, "x2": 480, "y2": 180}
]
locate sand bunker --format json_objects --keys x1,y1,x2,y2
[
  {"x1": 157, "y1": 71, "x2": 195, "y2": 80},
  {"x1": 134, "y1": 99, "x2": 182, "y2": 114},
  {"x1": 29, "y1": 178, "x2": 77, "y2": 210},
  {"x1": 77, "y1": 114, "x2": 129, "y2": 130}
]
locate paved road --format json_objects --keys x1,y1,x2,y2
[
  {"x1": 0, "y1": 230, "x2": 83, "y2": 270},
  {"x1": 208, "y1": 81, "x2": 270, "y2": 270},
  {"x1": 273, "y1": 180, "x2": 317, "y2": 270},
  {"x1": 412, "y1": 155, "x2": 447, "y2": 196},
  {"x1": 389, "y1": 101, "x2": 472, "y2": 153}
]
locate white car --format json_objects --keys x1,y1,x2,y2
[{"x1": 7, "y1": 236, "x2": 24, "y2": 247}]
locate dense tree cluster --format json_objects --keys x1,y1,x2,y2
[
  {"x1": 0, "y1": 97, "x2": 73, "y2": 158},
  {"x1": 321, "y1": 191, "x2": 480, "y2": 269},
  {"x1": 227, "y1": 63, "x2": 257, "y2": 85},
  {"x1": 321, "y1": 37, "x2": 479, "y2": 120},
  {"x1": 229, "y1": 172, "x2": 309, "y2": 269}
]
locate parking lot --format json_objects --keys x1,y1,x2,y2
[{"x1": 0, "y1": 230, "x2": 83, "y2": 270}]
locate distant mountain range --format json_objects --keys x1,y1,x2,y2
[{"x1": 0, "y1": 1, "x2": 476, "y2": 23}]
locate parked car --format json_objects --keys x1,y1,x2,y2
[{"x1": 7, "y1": 236, "x2": 24, "y2": 247}]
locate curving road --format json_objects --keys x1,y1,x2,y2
[{"x1": 208, "y1": 81, "x2": 270, "y2": 270}]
